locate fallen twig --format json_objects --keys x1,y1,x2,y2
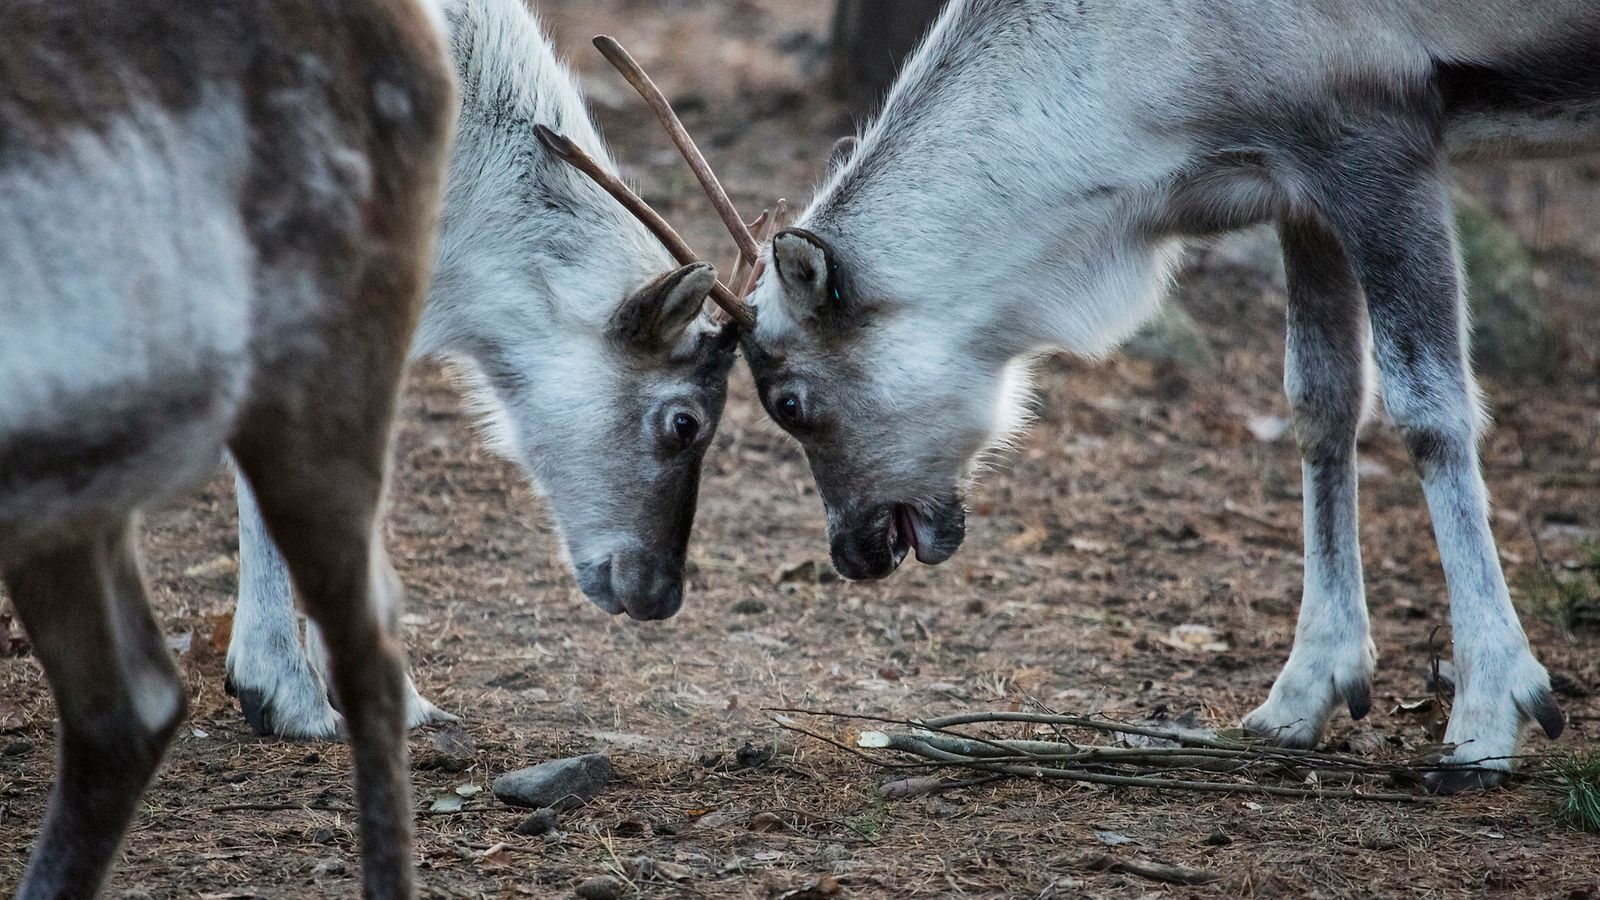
[
  {"x1": 763, "y1": 708, "x2": 1561, "y2": 805},
  {"x1": 1079, "y1": 853, "x2": 1216, "y2": 886}
]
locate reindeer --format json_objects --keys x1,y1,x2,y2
[
  {"x1": 734, "y1": 0, "x2": 1600, "y2": 791},
  {"x1": 224, "y1": 0, "x2": 760, "y2": 738},
  {"x1": 0, "y1": 0, "x2": 454, "y2": 896}
]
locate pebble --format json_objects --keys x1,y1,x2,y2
[
  {"x1": 493, "y1": 753, "x2": 611, "y2": 811},
  {"x1": 514, "y1": 807, "x2": 559, "y2": 837},
  {"x1": 574, "y1": 874, "x2": 623, "y2": 900}
]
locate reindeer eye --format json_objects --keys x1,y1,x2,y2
[
  {"x1": 776, "y1": 395, "x2": 803, "y2": 425},
  {"x1": 672, "y1": 412, "x2": 700, "y2": 447}
]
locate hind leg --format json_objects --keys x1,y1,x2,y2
[
  {"x1": 1244, "y1": 218, "x2": 1377, "y2": 747},
  {"x1": 232, "y1": 416, "x2": 416, "y2": 897},
  {"x1": 6, "y1": 521, "x2": 187, "y2": 900},
  {"x1": 227, "y1": 464, "x2": 451, "y2": 739},
  {"x1": 1304, "y1": 143, "x2": 1561, "y2": 791}
]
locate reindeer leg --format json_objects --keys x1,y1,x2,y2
[
  {"x1": 232, "y1": 420, "x2": 415, "y2": 898},
  {"x1": 6, "y1": 520, "x2": 187, "y2": 900},
  {"x1": 1305, "y1": 140, "x2": 1562, "y2": 791},
  {"x1": 1244, "y1": 218, "x2": 1377, "y2": 747},
  {"x1": 228, "y1": 464, "x2": 450, "y2": 739},
  {"x1": 227, "y1": 465, "x2": 344, "y2": 739}
]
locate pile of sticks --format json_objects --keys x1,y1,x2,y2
[{"x1": 771, "y1": 708, "x2": 1553, "y2": 804}]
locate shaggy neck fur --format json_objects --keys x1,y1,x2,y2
[
  {"x1": 416, "y1": 0, "x2": 671, "y2": 362},
  {"x1": 802, "y1": 0, "x2": 1188, "y2": 361},
  {"x1": 406, "y1": 0, "x2": 676, "y2": 467}
]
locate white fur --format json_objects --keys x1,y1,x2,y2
[
  {"x1": 0, "y1": 96, "x2": 254, "y2": 557},
  {"x1": 227, "y1": 0, "x2": 712, "y2": 737},
  {"x1": 753, "y1": 0, "x2": 1594, "y2": 774}
]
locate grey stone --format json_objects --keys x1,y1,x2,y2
[
  {"x1": 493, "y1": 753, "x2": 611, "y2": 811},
  {"x1": 513, "y1": 807, "x2": 559, "y2": 836},
  {"x1": 574, "y1": 875, "x2": 623, "y2": 900}
]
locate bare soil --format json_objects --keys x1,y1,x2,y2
[{"x1": 3, "y1": 2, "x2": 1598, "y2": 897}]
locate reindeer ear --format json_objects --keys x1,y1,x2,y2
[
  {"x1": 772, "y1": 228, "x2": 838, "y2": 313},
  {"x1": 827, "y1": 136, "x2": 859, "y2": 172},
  {"x1": 611, "y1": 262, "x2": 718, "y2": 351}
]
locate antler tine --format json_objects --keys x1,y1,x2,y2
[
  {"x1": 739, "y1": 198, "x2": 788, "y2": 299},
  {"x1": 535, "y1": 125, "x2": 755, "y2": 328},
  {"x1": 727, "y1": 207, "x2": 770, "y2": 295},
  {"x1": 594, "y1": 35, "x2": 760, "y2": 266}
]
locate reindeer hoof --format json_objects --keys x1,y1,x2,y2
[
  {"x1": 1426, "y1": 768, "x2": 1507, "y2": 795},
  {"x1": 1527, "y1": 689, "x2": 1566, "y2": 740}
]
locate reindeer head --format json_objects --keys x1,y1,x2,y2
[
  {"x1": 510, "y1": 36, "x2": 766, "y2": 619},
  {"x1": 739, "y1": 221, "x2": 1032, "y2": 581}
]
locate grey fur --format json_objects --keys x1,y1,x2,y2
[{"x1": 747, "y1": 0, "x2": 1595, "y2": 782}]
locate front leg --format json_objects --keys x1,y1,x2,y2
[
  {"x1": 228, "y1": 465, "x2": 450, "y2": 739},
  {"x1": 1301, "y1": 138, "x2": 1562, "y2": 790},
  {"x1": 1244, "y1": 218, "x2": 1377, "y2": 748}
]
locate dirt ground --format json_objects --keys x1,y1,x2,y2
[{"x1": 4, "y1": 2, "x2": 1599, "y2": 897}]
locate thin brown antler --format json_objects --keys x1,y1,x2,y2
[
  {"x1": 593, "y1": 35, "x2": 760, "y2": 267},
  {"x1": 738, "y1": 198, "x2": 788, "y2": 299},
  {"x1": 535, "y1": 125, "x2": 755, "y2": 328},
  {"x1": 727, "y1": 207, "x2": 770, "y2": 292}
]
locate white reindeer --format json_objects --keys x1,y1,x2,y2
[
  {"x1": 225, "y1": 0, "x2": 748, "y2": 738},
  {"x1": 740, "y1": 0, "x2": 1598, "y2": 791},
  {"x1": 0, "y1": 0, "x2": 454, "y2": 896}
]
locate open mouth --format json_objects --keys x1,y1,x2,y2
[{"x1": 888, "y1": 503, "x2": 921, "y2": 567}]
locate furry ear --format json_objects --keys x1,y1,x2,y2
[
  {"x1": 611, "y1": 262, "x2": 718, "y2": 351},
  {"x1": 772, "y1": 228, "x2": 838, "y2": 313},
  {"x1": 827, "y1": 135, "x2": 859, "y2": 172}
]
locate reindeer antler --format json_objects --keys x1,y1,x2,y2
[
  {"x1": 535, "y1": 125, "x2": 756, "y2": 329},
  {"x1": 593, "y1": 36, "x2": 761, "y2": 269}
]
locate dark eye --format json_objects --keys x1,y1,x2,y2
[
  {"x1": 776, "y1": 395, "x2": 803, "y2": 425},
  {"x1": 671, "y1": 412, "x2": 700, "y2": 448}
]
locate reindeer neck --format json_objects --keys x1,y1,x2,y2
[
  {"x1": 415, "y1": 0, "x2": 669, "y2": 361},
  {"x1": 812, "y1": 0, "x2": 1193, "y2": 359}
]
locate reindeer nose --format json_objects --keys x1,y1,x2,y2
[
  {"x1": 829, "y1": 529, "x2": 899, "y2": 581},
  {"x1": 610, "y1": 553, "x2": 685, "y2": 621}
]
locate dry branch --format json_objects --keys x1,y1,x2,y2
[
  {"x1": 594, "y1": 36, "x2": 759, "y2": 265},
  {"x1": 767, "y1": 708, "x2": 1502, "y2": 805}
]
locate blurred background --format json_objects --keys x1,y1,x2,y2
[{"x1": 2, "y1": 2, "x2": 1596, "y2": 896}]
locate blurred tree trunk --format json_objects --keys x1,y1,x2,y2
[{"x1": 831, "y1": 0, "x2": 948, "y2": 116}]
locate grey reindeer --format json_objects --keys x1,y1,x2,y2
[
  {"x1": 736, "y1": 0, "x2": 1599, "y2": 791},
  {"x1": 225, "y1": 0, "x2": 749, "y2": 739},
  {"x1": 0, "y1": 0, "x2": 454, "y2": 896}
]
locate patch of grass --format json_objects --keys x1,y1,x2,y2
[
  {"x1": 846, "y1": 793, "x2": 889, "y2": 839},
  {"x1": 1548, "y1": 753, "x2": 1600, "y2": 833},
  {"x1": 1515, "y1": 540, "x2": 1600, "y2": 633}
]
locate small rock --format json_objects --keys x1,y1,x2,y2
[
  {"x1": 1345, "y1": 730, "x2": 1391, "y2": 756},
  {"x1": 1246, "y1": 415, "x2": 1292, "y2": 444},
  {"x1": 749, "y1": 811, "x2": 787, "y2": 832},
  {"x1": 735, "y1": 741, "x2": 775, "y2": 770},
  {"x1": 731, "y1": 597, "x2": 768, "y2": 615},
  {"x1": 1203, "y1": 830, "x2": 1232, "y2": 847},
  {"x1": 309, "y1": 857, "x2": 347, "y2": 878},
  {"x1": 574, "y1": 874, "x2": 623, "y2": 900},
  {"x1": 311, "y1": 827, "x2": 335, "y2": 844},
  {"x1": 493, "y1": 753, "x2": 611, "y2": 811},
  {"x1": 3, "y1": 739, "x2": 34, "y2": 757},
  {"x1": 514, "y1": 807, "x2": 559, "y2": 837}
]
